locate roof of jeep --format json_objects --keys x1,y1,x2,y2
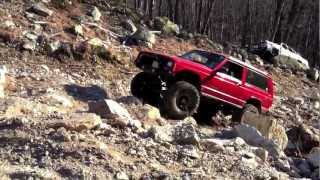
[
  {"x1": 227, "y1": 56, "x2": 269, "y2": 77},
  {"x1": 186, "y1": 49, "x2": 270, "y2": 77}
]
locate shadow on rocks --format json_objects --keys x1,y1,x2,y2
[{"x1": 64, "y1": 84, "x2": 109, "y2": 102}]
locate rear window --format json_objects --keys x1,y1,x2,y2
[{"x1": 246, "y1": 70, "x2": 268, "y2": 91}]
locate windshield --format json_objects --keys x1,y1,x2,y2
[{"x1": 180, "y1": 50, "x2": 225, "y2": 68}]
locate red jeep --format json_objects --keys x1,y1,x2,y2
[{"x1": 131, "y1": 50, "x2": 274, "y2": 119}]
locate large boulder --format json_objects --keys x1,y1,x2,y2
[
  {"x1": 234, "y1": 124, "x2": 284, "y2": 158},
  {"x1": 174, "y1": 121, "x2": 200, "y2": 145},
  {"x1": 149, "y1": 124, "x2": 174, "y2": 143},
  {"x1": 241, "y1": 113, "x2": 288, "y2": 150},
  {"x1": 89, "y1": 99, "x2": 133, "y2": 127},
  {"x1": 153, "y1": 17, "x2": 180, "y2": 35},
  {"x1": 130, "y1": 28, "x2": 156, "y2": 48}
]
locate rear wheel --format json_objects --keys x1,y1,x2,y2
[{"x1": 161, "y1": 81, "x2": 200, "y2": 119}]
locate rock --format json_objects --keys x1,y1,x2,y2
[
  {"x1": 130, "y1": 28, "x2": 156, "y2": 48},
  {"x1": 44, "y1": 93, "x2": 73, "y2": 107},
  {"x1": 174, "y1": 118, "x2": 200, "y2": 145},
  {"x1": 311, "y1": 168, "x2": 320, "y2": 179},
  {"x1": 22, "y1": 41, "x2": 36, "y2": 51},
  {"x1": 149, "y1": 124, "x2": 174, "y2": 143},
  {"x1": 154, "y1": 17, "x2": 180, "y2": 35},
  {"x1": 115, "y1": 172, "x2": 129, "y2": 180},
  {"x1": 89, "y1": 99, "x2": 131, "y2": 119},
  {"x1": 296, "y1": 159, "x2": 312, "y2": 176},
  {"x1": 241, "y1": 152, "x2": 258, "y2": 169},
  {"x1": 85, "y1": 38, "x2": 110, "y2": 58},
  {"x1": 144, "y1": 105, "x2": 161, "y2": 121},
  {"x1": 1, "y1": 20, "x2": 15, "y2": 28},
  {"x1": 48, "y1": 40, "x2": 61, "y2": 53},
  {"x1": 122, "y1": 19, "x2": 137, "y2": 33},
  {"x1": 241, "y1": 113, "x2": 288, "y2": 150},
  {"x1": 253, "y1": 148, "x2": 269, "y2": 162},
  {"x1": 307, "y1": 147, "x2": 320, "y2": 168},
  {"x1": 200, "y1": 139, "x2": 227, "y2": 152},
  {"x1": 49, "y1": 113, "x2": 102, "y2": 131},
  {"x1": 178, "y1": 31, "x2": 194, "y2": 40},
  {"x1": 178, "y1": 145, "x2": 200, "y2": 159},
  {"x1": 298, "y1": 124, "x2": 320, "y2": 152},
  {"x1": 87, "y1": 37, "x2": 104, "y2": 47},
  {"x1": 73, "y1": 24, "x2": 84, "y2": 36},
  {"x1": 314, "y1": 101, "x2": 320, "y2": 110},
  {"x1": 90, "y1": 6, "x2": 101, "y2": 21},
  {"x1": 234, "y1": 124, "x2": 283, "y2": 158},
  {"x1": 29, "y1": 3, "x2": 53, "y2": 17},
  {"x1": 308, "y1": 68, "x2": 319, "y2": 81}
]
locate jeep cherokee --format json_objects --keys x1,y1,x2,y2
[{"x1": 131, "y1": 50, "x2": 274, "y2": 120}]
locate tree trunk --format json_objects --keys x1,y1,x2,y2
[{"x1": 271, "y1": 0, "x2": 286, "y2": 42}]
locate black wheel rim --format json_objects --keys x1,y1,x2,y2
[{"x1": 176, "y1": 90, "x2": 193, "y2": 112}]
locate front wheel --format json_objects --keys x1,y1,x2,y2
[
  {"x1": 161, "y1": 81, "x2": 200, "y2": 120},
  {"x1": 239, "y1": 104, "x2": 260, "y2": 123},
  {"x1": 131, "y1": 72, "x2": 161, "y2": 105}
]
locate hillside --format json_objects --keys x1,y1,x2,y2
[{"x1": 0, "y1": 1, "x2": 319, "y2": 179}]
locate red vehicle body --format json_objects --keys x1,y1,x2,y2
[{"x1": 131, "y1": 50, "x2": 274, "y2": 119}]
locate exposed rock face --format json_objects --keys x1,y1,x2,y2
[
  {"x1": 29, "y1": 3, "x2": 53, "y2": 17},
  {"x1": 241, "y1": 113, "x2": 288, "y2": 150},
  {"x1": 49, "y1": 113, "x2": 102, "y2": 131}
]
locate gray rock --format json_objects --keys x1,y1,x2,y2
[
  {"x1": 130, "y1": 28, "x2": 156, "y2": 48},
  {"x1": 89, "y1": 99, "x2": 132, "y2": 120},
  {"x1": 73, "y1": 24, "x2": 84, "y2": 36},
  {"x1": 29, "y1": 3, "x2": 53, "y2": 17},
  {"x1": 234, "y1": 124, "x2": 283, "y2": 158},
  {"x1": 91, "y1": 6, "x2": 101, "y2": 21},
  {"x1": 307, "y1": 147, "x2": 320, "y2": 168},
  {"x1": 149, "y1": 124, "x2": 174, "y2": 143},
  {"x1": 153, "y1": 17, "x2": 180, "y2": 35},
  {"x1": 115, "y1": 172, "x2": 129, "y2": 180},
  {"x1": 22, "y1": 41, "x2": 36, "y2": 51},
  {"x1": 174, "y1": 119, "x2": 200, "y2": 145},
  {"x1": 178, "y1": 145, "x2": 200, "y2": 159}
]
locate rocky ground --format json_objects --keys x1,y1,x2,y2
[{"x1": 0, "y1": 0, "x2": 319, "y2": 180}]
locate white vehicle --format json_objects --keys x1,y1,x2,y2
[{"x1": 255, "y1": 40, "x2": 310, "y2": 70}]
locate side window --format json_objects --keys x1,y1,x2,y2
[
  {"x1": 218, "y1": 62, "x2": 243, "y2": 81},
  {"x1": 246, "y1": 70, "x2": 268, "y2": 91}
]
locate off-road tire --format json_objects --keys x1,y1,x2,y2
[
  {"x1": 131, "y1": 72, "x2": 161, "y2": 104},
  {"x1": 162, "y1": 81, "x2": 200, "y2": 119}
]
